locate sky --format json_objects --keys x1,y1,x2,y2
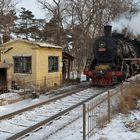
[
  {"x1": 16, "y1": 0, "x2": 140, "y2": 36},
  {"x1": 17, "y1": 0, "x2": 45, "y2": 19}
]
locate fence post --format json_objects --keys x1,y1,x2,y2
[
  {"x1": 120, "y1": 83, "x2": 123, "y2": 96},
  {"x1": 135, "y1": 75, "x2": 138, "y2": 81},
  {"x1": 44, "y1": 76, "x2": 47, "y2": 87},
  {"x1": 83, "y1": 103, "x2": 86, "y2": 140},
  {"x1": 107, "y1": 90, "x2": 111, "y2": 123},
  {"x1": 120, "y1": 83, "x2": 124, "y2": 112},
  {"x1": 23, "y1": 80, "x2": 26, "y2": 99}
]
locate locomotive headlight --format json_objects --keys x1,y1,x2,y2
[
  {"x1": 98, "y1": 41, "x2": 106, "y2": 52},
  {"x1": 100, "y1": 42, "x2": 106, "y2": 47},
  {"x1": 99, "y1": 70, "x2": 104, "y2": 74},
  {"x1": 95, "y1": 70, "x2": 105, "y2": 78},
  {"x1": 100, "y1": 70, "x2": 103, "y2": 73}
]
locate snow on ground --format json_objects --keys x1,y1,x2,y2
[
  {"x1": 31, "y1": 75, "x2": 140, "y2": 140},
  {"x1": 0, "y1": 82, "x2": 90, "y2": 116},
  {"x1": 0, "y1": 76, "x2": 139, "y2": 140},
  {"x1": 0, "y1": 81, "x2": 91, "y2": 116},
  {"x1": 46, "y1": 117, "x2": 83, "y2": 140},
  {"x1": 0, "y1": 94, "x2": 50, "y2": 116},
  {"x1": 43, "y1": 107, "x2": 140, "y2": 140},
  {"x1": 0, "y1": 92, "x2": 21, "y2": 100},
  {"x1": 92, "y1": 110, "x2": 140, "y2": 140}
]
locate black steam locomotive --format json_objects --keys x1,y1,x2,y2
[{"x1": 84, "y1": 25, "x2": 140, "y2": 86}]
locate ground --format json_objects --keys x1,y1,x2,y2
[
  {"x1": 93, "y1": 110, "x2": 140, "y2": 140},
  {"x1": 48, "y1": 101, "x2": 140, "y2": 140},
  {"x1": 0, "y1": 74, "x2": 140, "y2": 140}
]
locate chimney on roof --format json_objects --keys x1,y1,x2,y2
[{"x1": 3, "y1": 32, "x2": 10, "y2": 43}]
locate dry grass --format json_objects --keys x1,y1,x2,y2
[
  {"x1": 96, "y1": 115, "x2": 110, "y2": 128},
  {"x1": 120, "y1": 79, "x2": 140, "y2": 113}
]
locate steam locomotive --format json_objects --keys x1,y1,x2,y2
[{"x1": 84, "y1": 25, "x2": 140, "y2": 86}]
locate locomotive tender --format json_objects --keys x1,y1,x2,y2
[{"x1": 84, "y1": 25, "x2": 140, "y2": 86}]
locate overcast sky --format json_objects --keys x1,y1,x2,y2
[{"x1": 17, "y1": 0, "x2": 45, "y2": 19}]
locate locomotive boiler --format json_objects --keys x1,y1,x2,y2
[{"x1": 84, "y1": 25, "x2": 140, "y2": 86}]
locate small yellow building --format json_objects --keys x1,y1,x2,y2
[{"x1": 0, "y1": 39, "x2": 62, "y2": 89}]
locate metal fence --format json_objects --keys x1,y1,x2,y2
[
  {"x1": 0, "y1": 76, "x2": 62, "y2": 105},
  {"x1": 83, "y1": 75, "x2": 140, "y2": 140},
  {"x1": 11, "y1": 76, "x2": 62, "y2": 91},
  {"x1": 83, "y1": 88, "x2": 121, "y2": 140}
]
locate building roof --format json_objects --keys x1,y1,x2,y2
[
  {"x1": 63, "y1": 52, "x2": 74, "y2": 60},
  {"x1": 0, "y1": 39, "x2": 62, "y2": 49}
]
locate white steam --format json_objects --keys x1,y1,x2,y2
[{"x1": 111, "y1": 12, "x2": 140, "y2": 36}]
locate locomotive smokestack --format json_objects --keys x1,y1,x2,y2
[{"x1": 104, "y1": 25, "x2": 112, "y2": 37}]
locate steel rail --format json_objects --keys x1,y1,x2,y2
[
  {"x1": 6, "y1": 89, "x2": 107, "y2": 140},
  {"x1": 0, "y1": 85, "x2": 90, "y2": 120}
]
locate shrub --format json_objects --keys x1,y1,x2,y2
[{"x1": 120, "y1": 80, "x2": 140, "y2": 113}]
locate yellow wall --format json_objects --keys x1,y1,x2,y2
[
  {"x1": 36, "y1": 47, "x2": 62, "y2": 88},
  {"x1": 1, "y1": 40, "x2": 62, "y2": 89}
]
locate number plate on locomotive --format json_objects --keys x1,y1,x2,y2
[{"x1": 98, "y1": 48, "x2": 106, "y2": 51}]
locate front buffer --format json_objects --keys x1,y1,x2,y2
[{"x1": 84, "y1": 69, "x2": 125, "y2": 86}]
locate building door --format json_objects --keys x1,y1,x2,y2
[
  {"x1": 62, "y1": 60, "x2": 67, "y2": 80},
  {"x1": 0, "y1": 68, "x2": 7, "y2": 86}
]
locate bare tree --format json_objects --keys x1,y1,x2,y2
[
  {"x1": 37, "y1": 0, "x2": 68, "y2": 45},
  {"x1": 37, "y1": 0, "x2": 68, "y2": 28},
  {"x1": 0, "y1": 0, "x2": 18, "y2": 33},
  {"x1": 0, "y1": 0, "x2": 18, "y2": 14},
  {"x1": 37, "y1": 0, "x2": 139, "y2": 75}
]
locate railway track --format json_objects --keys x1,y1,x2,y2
[
  {"x1": 0, "y1": 83, "x2": 89, "y2": 120},
  {"x1": 0, "y1": 86, "x2": 108, "y2": 140}
]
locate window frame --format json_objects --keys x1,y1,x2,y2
[
  {"x1": 13, "y1": 56, "x2": 32, "y2": 74},
  {"x1": 48, "y1": 56, "x2": 59, "y2": 73}
]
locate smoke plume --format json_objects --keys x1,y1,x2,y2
[{"x1": 111, "y1": 12, "x2": 140, "y2": 36}]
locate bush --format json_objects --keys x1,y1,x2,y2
[{"x1": 120, "y1": 80, "x2": 140, "y2": 113}]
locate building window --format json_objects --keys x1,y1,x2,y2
[
  {"x1": 48, "y1": 56, "x2": 59, "y2": 72},
  {"x1": 13, "y1": 56, "x2": 32, "y2": 74}
]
